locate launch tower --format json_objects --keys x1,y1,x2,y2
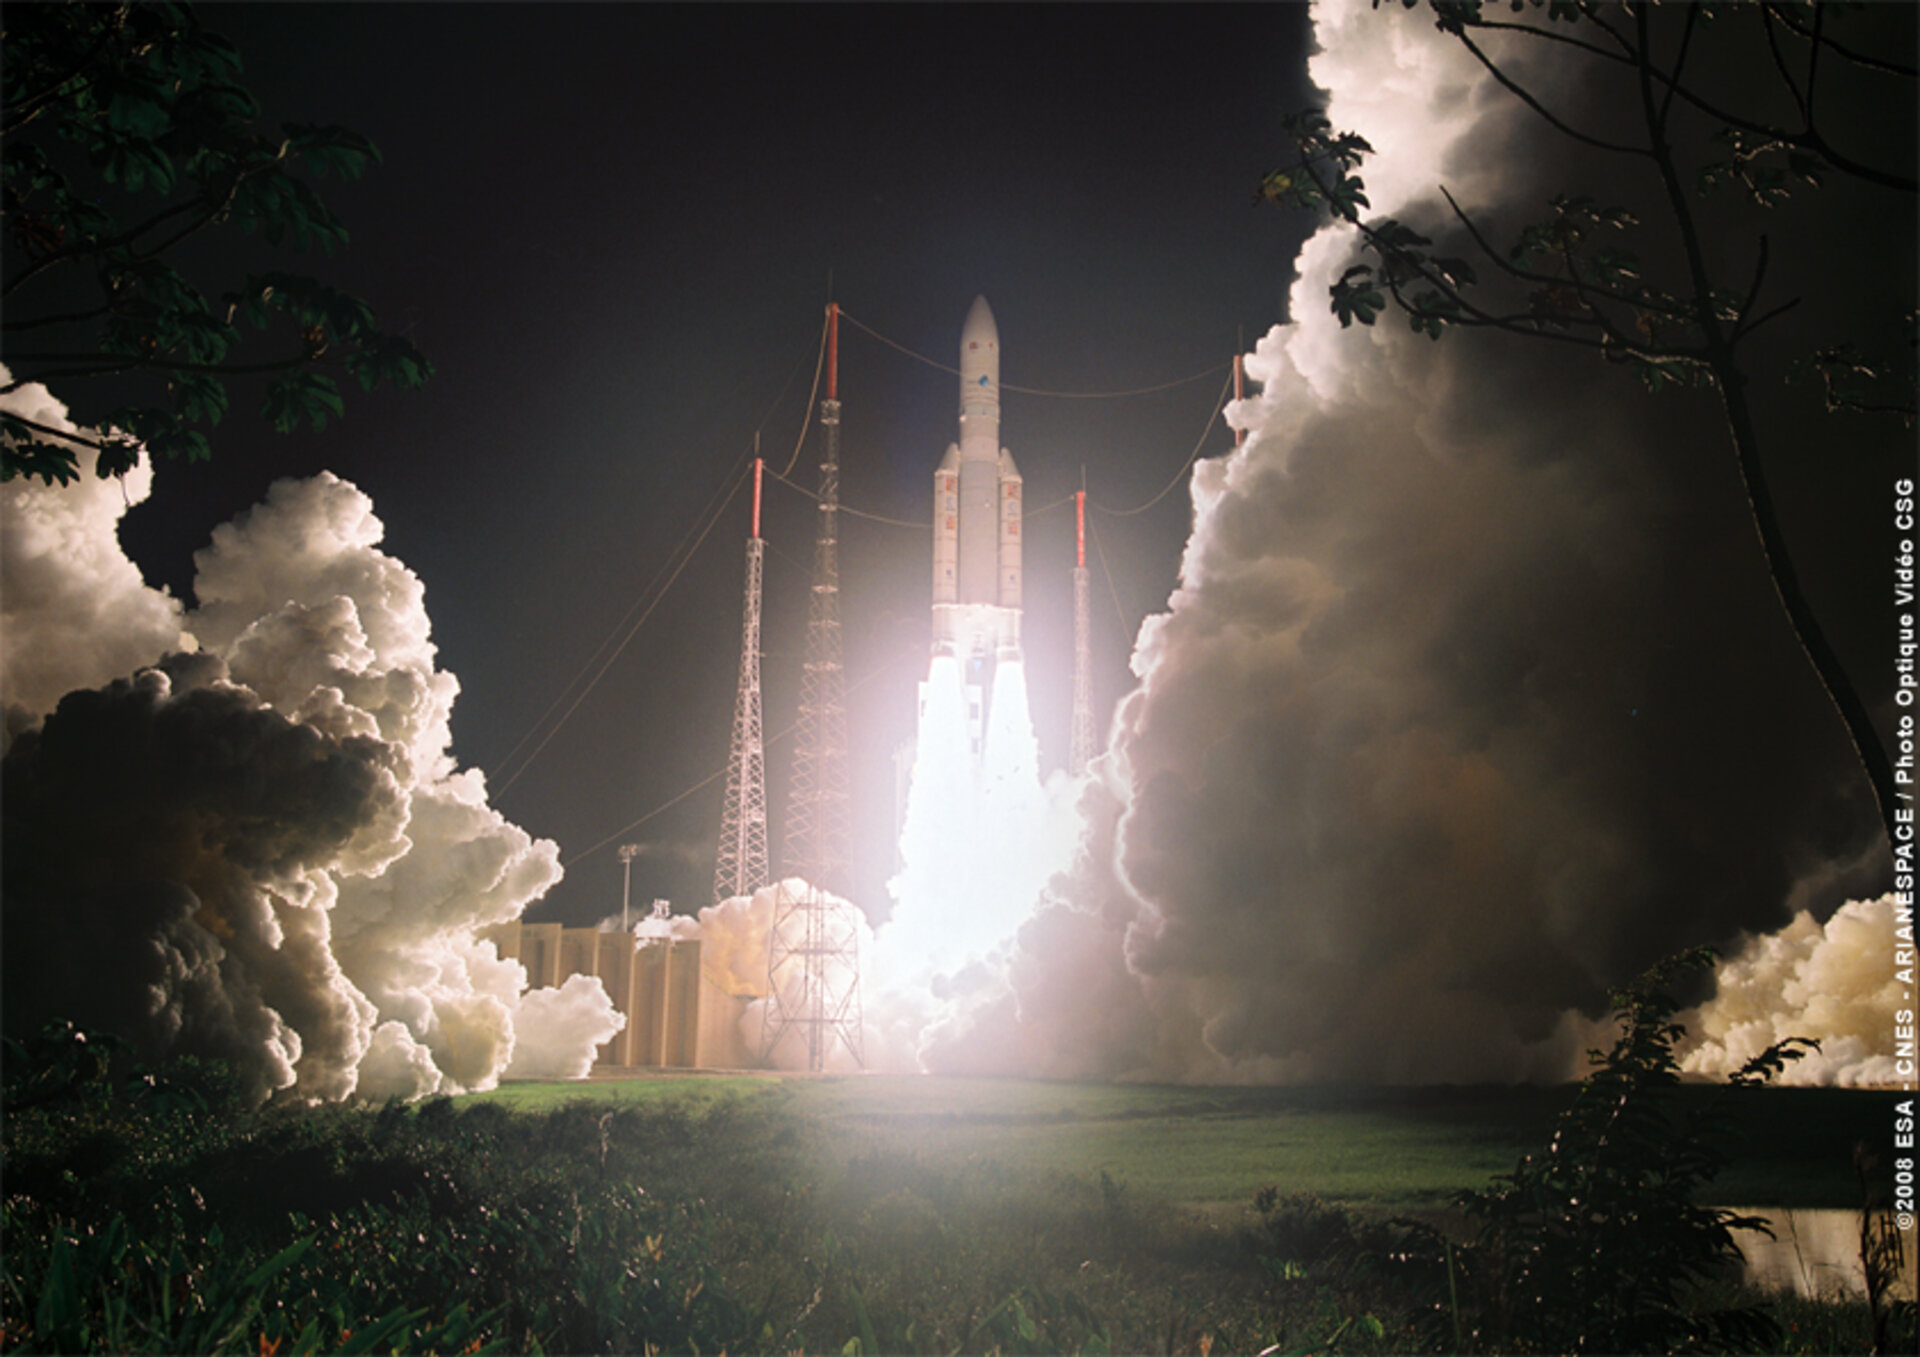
[
  {"x1": 763, "y1": 302, "x2": 864, "y2": 1071},
  {"x1": 713, "y1": 460, "x2": 770, "y2": 904},
  {"x1": 785, "y1": 305, "x2": 851, "y2": 894}
]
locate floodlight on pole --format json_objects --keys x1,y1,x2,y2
[{"x1": 618, "y1": 843, "x2": 640, "y2": 930}]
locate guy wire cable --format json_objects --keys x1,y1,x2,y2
[
  {"x1": 566, "y1": 638, "x2": 925, "y2": 866},
  {"x1": 837, "y1": 308, "x2": 1227, "y2": 398},
  {"x1": 491, "y1": 459, "x2": 751, "y2": 797},
  {"x1": 490, "y1": 322, "x2": 825, "y2": 790}
]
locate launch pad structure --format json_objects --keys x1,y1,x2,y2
[
  {"x1": 760, "y1": 303, "x2": 866, "y2": 1072},
  {"x1": 716, "y1": 295, "x2": 1114, "y2": 1073},
  {"x1": 494, "y1": 294, "x2": 1148, "y2": 1078}
]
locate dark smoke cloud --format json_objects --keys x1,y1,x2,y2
[
  {"x1": 2, "y1": 662, "x2": 401, "y2": 1096},
  {"x1": 1103, "y1": 327, "x2": 1880, "y2": 1081}
]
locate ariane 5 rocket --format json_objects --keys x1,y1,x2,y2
[{"x1": 932, "y1": 296, "x2": 1022, "y2": 666}]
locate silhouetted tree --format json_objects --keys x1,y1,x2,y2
[
  {"x1": 1453, "y1": 949, "x2": 1814, "y2": 1353},
  {"x1": 2, "y1": 0, "x2": 430, "y2": 485}
]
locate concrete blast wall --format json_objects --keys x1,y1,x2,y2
[{"x1": 484, "y1": 921, "x2": 752, "y2": 1072}]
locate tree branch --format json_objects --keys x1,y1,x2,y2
[
  {"x1": 1634, "y1": 22, "x2": 1916, "y2": 194},
  {"x1": 5, "y1": 190, "x2": 214, "y2": 298},
  {"x1": 1468, "y1": 2, "x2": 1920, "y2": 196},
  {"x1": 1289, "y1": 124, "x2": 1700, "y2": 364},
  {"x1": 0, "y1": 2, "x2": 132, "y2": 136},
  {"x1": 1758, "y1": 4, "x2": 1811, "y2": 127},
  {"x1": 1444, "y1": 14, "x2": 1633, "y2": 66},
  {"x1": 1435, "y1": 186, "x2": 1692, "y2": 324},
  {"x1": 0, "y1": 410, "x2": 105, "y2": 449},
  {"x1": 2, "y1": 360, "x2": 144, "y2": 388},
  {"x1": 2, "y1": 304, "x2": 116, "y2": 333},
  {"x1": 4, "y1": 349, "x2": 314, "y2": 380},
  {"x1": 1731, "y1": 235, "x2": 1772, "y2": 337},
  {"x1": 1764, "y1": 2, "x2": 1918, "y2": 79},
  {"x1": 1657, "y1": 3, "x2": 1701, "y2": 129},
  {"x1": 1454, "y1": 26, "x2": 1650, "y2": 159},
  {"x1": 1739, "y1": 297, "x2": 1800, "y2": 338},
  {"x1": 132, "y1": 183, "x2": 247, "y2": 263},
  {"x1": 1631, "y1": 5, "x2": 1899, "y2": 849},
  {"x1": 1803, "y1": 3, "x2": 1824, "y2": 122},
  {"x1": 1367, "y1": 242, "x2": 1710, "y2": 369}
]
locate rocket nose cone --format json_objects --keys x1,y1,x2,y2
[{"x1": 962, "y1": 295, "x2": 998, "y2": 346}]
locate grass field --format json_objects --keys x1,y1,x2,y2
[
  {"x1": 466, "y1": 1073, "x2": 1901, "y2": 1213},
  {"x1": 10, "y1": 1041, "x2": 1903, "y2": 1354}
]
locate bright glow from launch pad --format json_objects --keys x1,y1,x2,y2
[{"x1": 880, "y1": 653, "x2": 1079, "y2": 997}]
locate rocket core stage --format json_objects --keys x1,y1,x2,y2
[{"x1": 932, "y1": 296, "x2": 1022, "y2": 665}]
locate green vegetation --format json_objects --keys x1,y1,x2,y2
[
  {"x1": 4, "y1": 975, "x2": 1909, "y2": 1354},
  {"x1": 1441, "y1": 951, "x2": 1817, "y2": 1352},
  {"x1": 483, "y1": 1069, "x2": 1898, "y2": 1212}
]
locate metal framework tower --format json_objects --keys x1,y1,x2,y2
[
  {"x1": 1070, "y1": 485, "x2": 1096, "y2": 776},
  {"x1": 714, "y1": 460, "x2": 770, "y2": 905},
  {"x1": 784, "y1": 302, "x2": 851, "y2": 894},
  {"x1": 760, "y1": 874, "x2": 866, "y2": 1070},
  {"x1": 763, "y1": 302, "x2": 863, "y2": 1070}
]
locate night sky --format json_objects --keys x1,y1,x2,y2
[{"x1": 114, "y1": 2, "x2": 1320, "y2": 924}]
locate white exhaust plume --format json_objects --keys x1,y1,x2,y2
[
  {"x1": 2, "y1": 371, "x2": 618, "y2": 1100},
  {"x1": 878, "y1": 646, "x2": 1086, "y2": 1069},
  {"x1": 884, "y1": 657, "x2": 1079, "y2": 981},
  {"x1": 1682, "y1": 895, "x2": 1913, "y2": 1088}
]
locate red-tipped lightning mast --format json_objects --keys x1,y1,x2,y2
[
  {"x1": 1070, "y1": 473, "x2": 1095, "y2": 776},
  {"x1": 766, "y1": 296, "x2": 863, "y2": 1072},
  {"x1": 826, "y1": 301, "x2": 839, "y2": 402},
  {"x1": 1076, "y1": 487, "x2": 1086, "y2": 570},
  {"x1": 715, "y1": 447, "x2": 770, "y2": 905}
]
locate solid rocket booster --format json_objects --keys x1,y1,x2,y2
[{"x1": 932, "y1": 296, "x2": 1021, "y2": 655}]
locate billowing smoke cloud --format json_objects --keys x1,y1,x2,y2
[
  {"x1": 0, "y1": 381, "x2": 185, "y2": 721},
  {"x1": 1683, "y1": 895, "x2": 1913, "y2": 1088},
  {"x1": 890, "y1": 0, "x2": 1893, "y2": 1083},
  {"x1": 2, "y1": 662, "x2": 402, "y2": 1096},
  {"x1": 2, "y1": 372, "x2": 618, "y2": 1099}
]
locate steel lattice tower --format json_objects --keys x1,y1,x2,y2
[
  {"x1": 763, "y1": 302, "x2": 863, "y2": 1070},
  {"x1": 1070, "y1": 487, "x2": 1096, "y2": 776},
  {"x1": 783, "y1": 315, "x2": 849, "y2": 896},
  {"x1": 714, "y1": 459, "x2": 771, "y2": 906}
]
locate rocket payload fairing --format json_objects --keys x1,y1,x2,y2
[{"x1": 932, "y1": 296, "x2": 1022, "y2": 675}]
